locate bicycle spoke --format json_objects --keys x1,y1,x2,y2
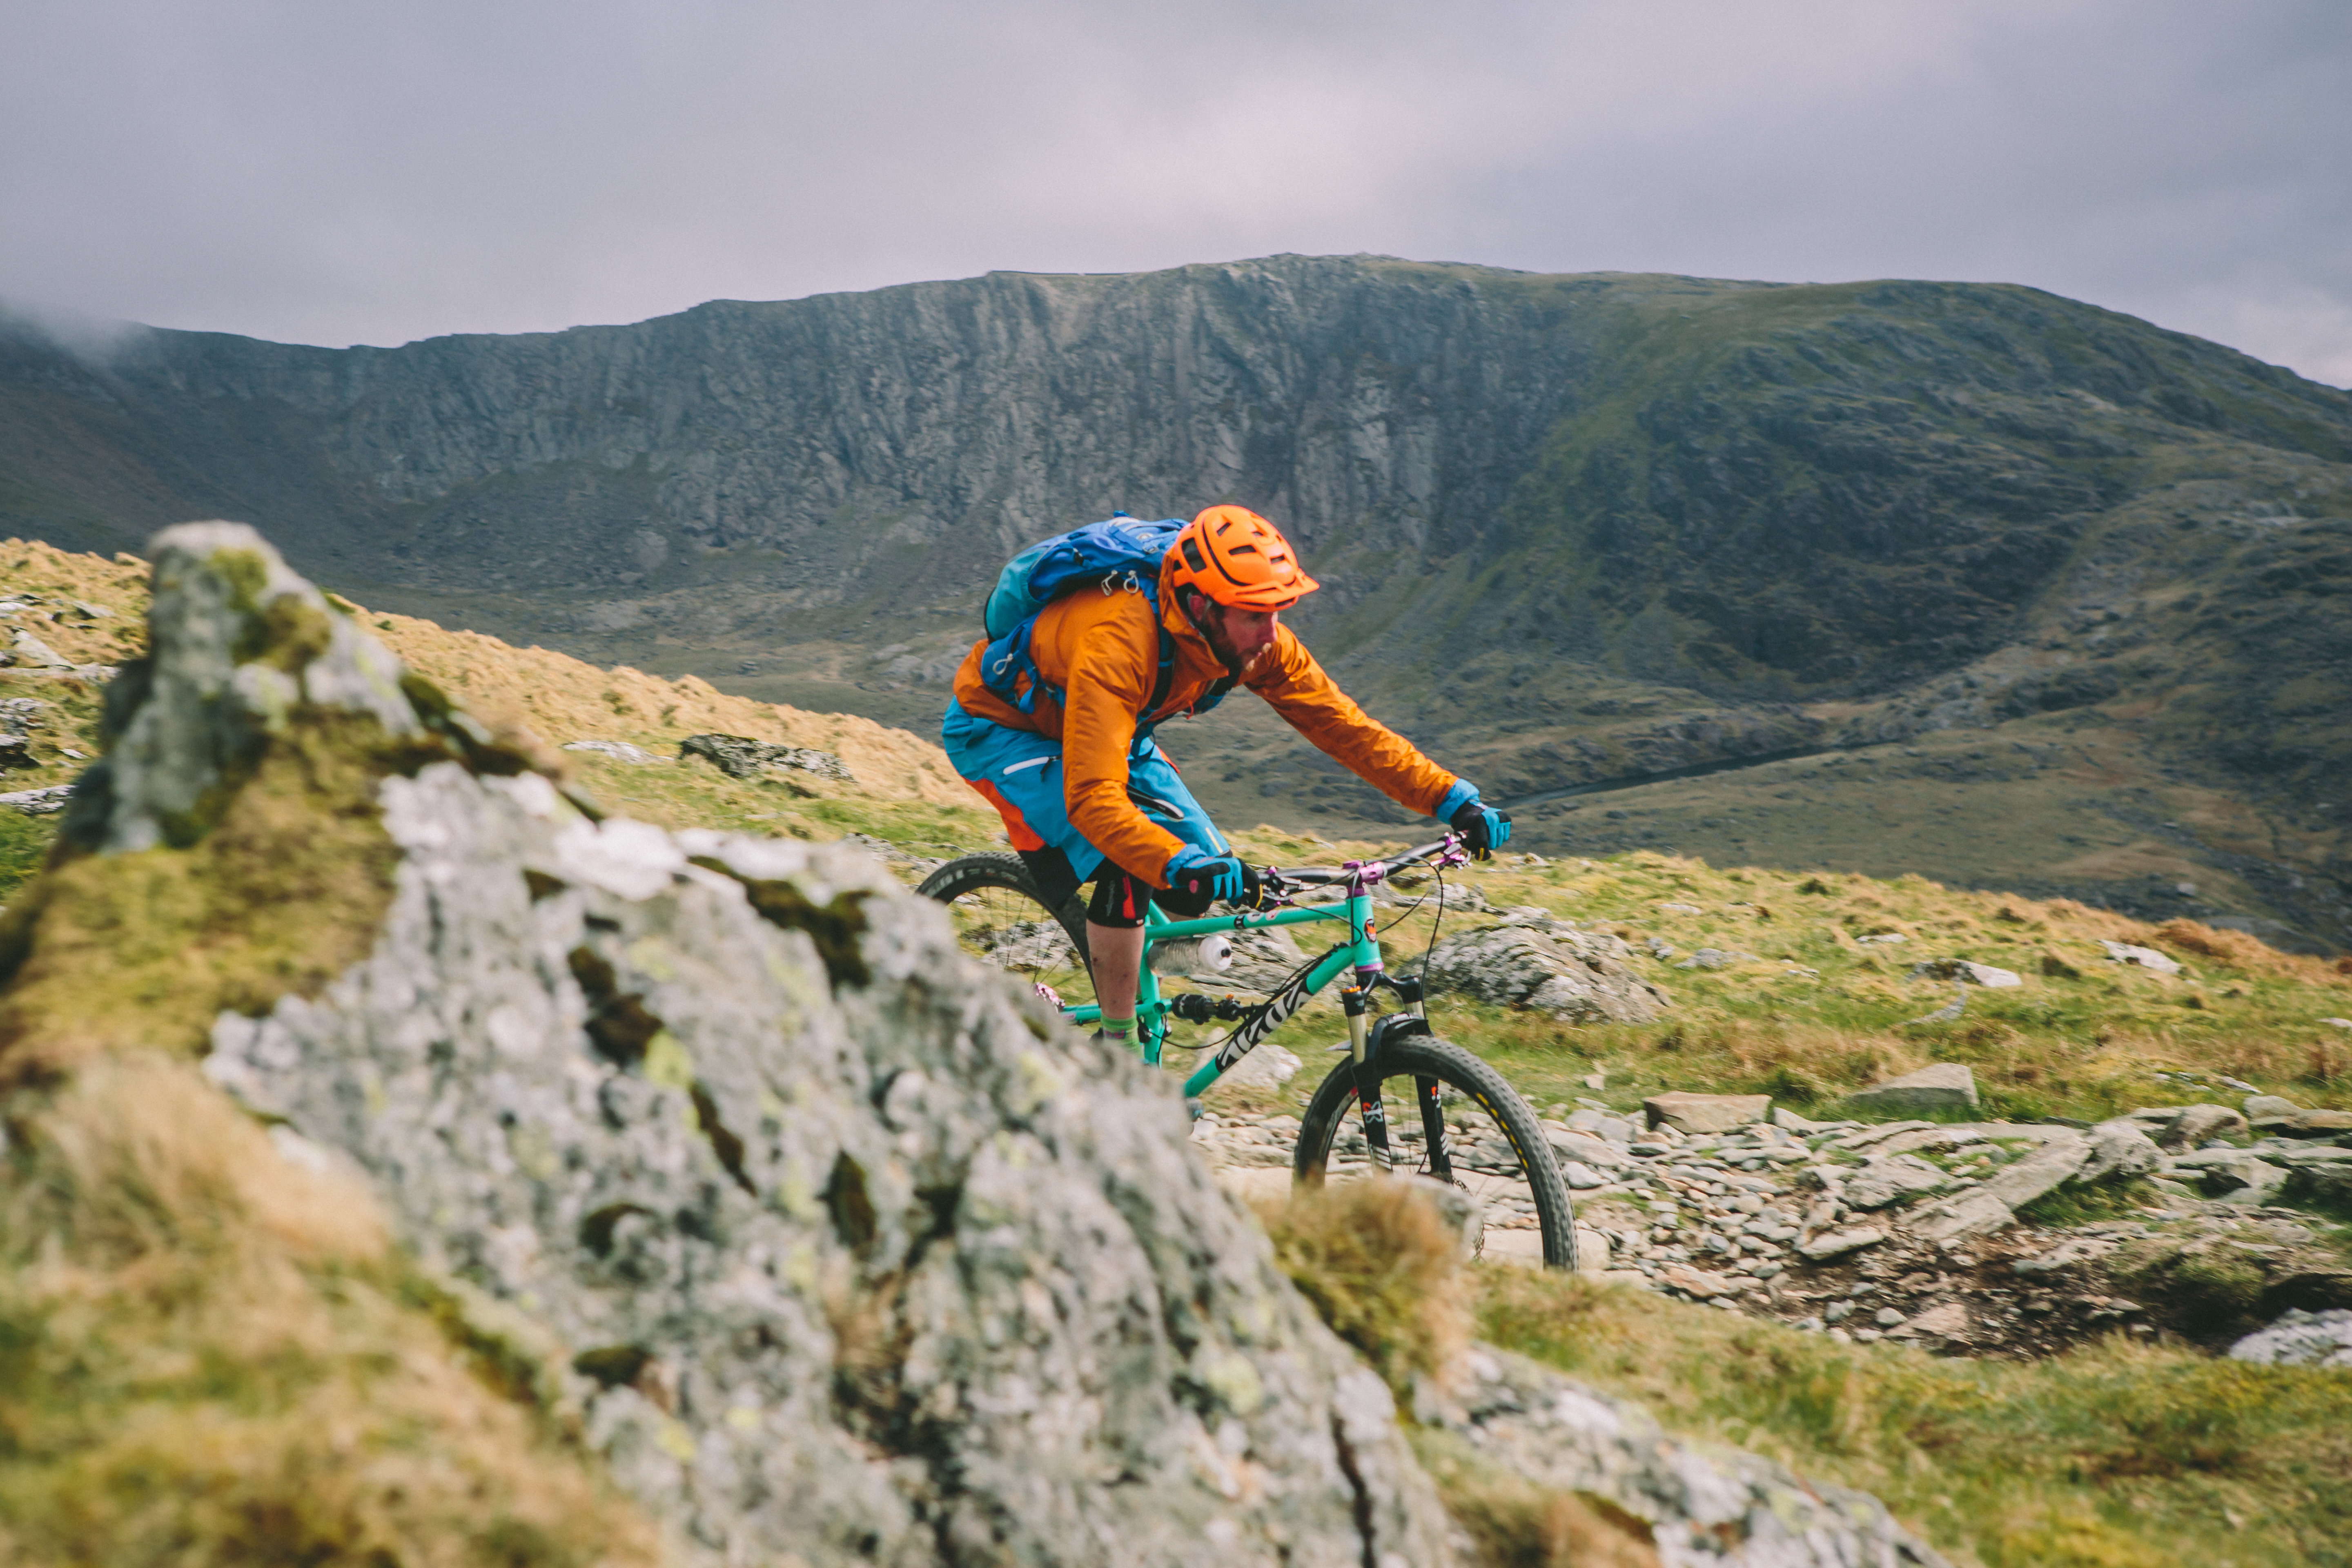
[
  {"x1": 1296, "y1": 1035, "x2": 1577, "y2": 1270},
  {"x1": 921, "y1": 855, "x2": 1096, "y2": 1007}
]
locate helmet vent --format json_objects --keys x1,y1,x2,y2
[{"x1": 1181, "y1": 538, "x2": 1208, "y2": 572}]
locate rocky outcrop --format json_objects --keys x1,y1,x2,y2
[
  {"x1": 679, "y1": 731, "x2": 854, "y2": 782},
  {"x1": 1421, "y1": 1349, "x2": 1949, "y2": 1567},
  {"x1": 2228, "y1": 1309, "x2": 2352, "y2": 1368},
  {"x1": 98, "y1": 524, "x2": 1457, "y2": 1567},
  {"x1": 1425, "y1": 911, "x2": 1670, "y2": 1024}
]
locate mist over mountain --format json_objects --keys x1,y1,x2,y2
[{"x1": 3, "y1": 255, "x2": 2347, "y2": 947}]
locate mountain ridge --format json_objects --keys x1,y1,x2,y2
[{"x1": 2, "y1": 256, "x2": 2347, "y2": 947}]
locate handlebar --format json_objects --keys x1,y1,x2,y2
[{"x1": 1257, "y1": 833, "x2": 1467, "y2": 896}]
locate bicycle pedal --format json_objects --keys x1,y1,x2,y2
[{"x1": 1185, "y1": 1097, "x2": 1204, "y2": 1122}]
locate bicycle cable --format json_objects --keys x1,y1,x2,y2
[{"x1": 1421, "y1": 856, "x2": 1447, "y2": 1016}]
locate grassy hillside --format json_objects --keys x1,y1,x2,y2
[
  {"x1": 11, "y1": 260, "x2": 2347, "y2": 955},
  {"x1": 9, "y1": 538, "x2": 2349, "y2": 1568},
  {"x1": 9, "y1": 533, "x2": 2340, "y2": 1125}
]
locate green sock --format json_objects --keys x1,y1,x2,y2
[{"x1": 1099, "y1": 1016, "x2": 1136, "y2": 1041}]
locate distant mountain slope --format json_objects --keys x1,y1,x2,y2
[{"x1": 1, "y1": 258, "x2": 2347, "y2": 947}]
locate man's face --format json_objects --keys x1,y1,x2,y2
[{"x1": 1203, "y1": 602, "x2": 1280, "y2": 667}]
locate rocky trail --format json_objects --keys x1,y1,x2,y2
[{"x1": 1192, "y1": 1069, "x2": 2352, "y2": 1363}]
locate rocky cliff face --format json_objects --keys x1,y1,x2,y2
[{"x1": 3, "y1": 257, "x2": 2348, "y2": 945}]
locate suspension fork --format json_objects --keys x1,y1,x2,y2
[{"x1": 1345, "y1": 984, "x2": 1399, "y2": 1173}]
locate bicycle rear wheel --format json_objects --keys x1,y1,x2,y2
[
  {"x1": 917, "y1": 853, "x2": 1094, "y2": 1003},
  {"x1": 1293, "y1": 1033, "x2": 1579, "y2": 1270}
]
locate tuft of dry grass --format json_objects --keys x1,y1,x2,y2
[
  {"x1": 0, "y1": 1055, "x2": 663, "y2": 1566},
  {"x1": 2149, "y1": 917, "x2": 2343, "y2": 984},
  {"x1": 1254, "y1": 1176, "x2": 1472, "y2": 1399}
]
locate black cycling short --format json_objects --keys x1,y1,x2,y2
[{"x1": 1017, "y1": 846, "x2": 1215, "y2": 930}]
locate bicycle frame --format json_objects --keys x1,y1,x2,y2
[{"x1": 1053, "y1": 837, "x2": 1464, "y2": 1100}]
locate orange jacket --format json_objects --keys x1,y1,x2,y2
[{"x1": 952, "y1": 563, "x2": 1459, "y2": 885}]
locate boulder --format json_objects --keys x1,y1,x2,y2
[
  {"x1": 1424, "y1": 922, "x2": 1670, "y2": 1024},
  {"x1": 7, "y1": 628, "x2": 72, "y2": 668},
  {"x1": 1840, "y1": 1153, "x2": 1948, "y2": 1209},
  {"x1": 2286, "y1": 1109, "x2": 2352, "y2": 1137},
  {"x1": 1425, "y1": 1350, "x2": 1953, "y2": 1567},
  {"x1": 1218, "y1": 1041, "x2": 1301, "y2": 1090},
  {"x1": 1978, "y1": 1131, "x2": 2092, "y2": 1209},
  {"x1": 2227, "y1": 1309, "x2": 2352, "y2": 1368},
  {"x1": 1845, "y1": 1062, "x2": 1979, "y2": 1114},
  {"x1": 109, "y1": 524, "x2": 1456, "y2": 1568},
  {"x1": 2243, "y1": 1094, "x2": 2304, "y2": 1132},
  {"x1": 1904, "y1": 1130, "x2": 2091, "y2": 1242},
  {"x1": 1659, "y1": 1263, "x2": 1736, "y2": 1298},
  {"x1": 2100, "y1": 940, "x2": 2182, "y2": 976},
  {"x1": 2151, "y1": 1103, "x2": 2249, "y2": 1149},
  {"x1": 2196, "y1": 1152, "x2": 2290, "y2": 1201},
  {"x1": 1910, "y1": 958, "x2": 2023, "y2": 987},
  {"x1": 1642, "y1": 1090, "x2": 1771, "y2": 1134},
  {"x1": 1907, "y1": 1189, "x2": 2016, "y2": 1243},
  {"x1": 679, "y1": 731, "x2": 854, "y2": 782},
  {"x1": 2078, "y1": 1120, "x2": 2165, "y2": 1183},
  {"x1": 1565, "y1": 1107, "x2": 1638, "y2": 1144},
  {"x1": 1797, "y1": 1226, "x2": 1886, "y2": 1262},
  {"x1": 1542, "y1": 1124, "x2": 1628, "y2": 1168}
]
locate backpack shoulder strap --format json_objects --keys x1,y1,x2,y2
[{"x1": 1144, "y1": 623, "x2": 1176, "y2": 717}]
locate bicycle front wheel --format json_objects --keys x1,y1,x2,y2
[
  {"x1": 1293, "y1": 1034, "x2": 1579, "y2": 1270},
  {"x1": 917, "y1": 853, "x2": 1094, "y2": 1003}
]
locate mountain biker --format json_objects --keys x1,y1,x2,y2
[{"x1": 941, "y1": 504, "x2": 1509, "y2": 1047}]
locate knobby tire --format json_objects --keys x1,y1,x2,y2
[{"x1": 1293, "y1": 1035, "x2": 1580, "y2": 1270}]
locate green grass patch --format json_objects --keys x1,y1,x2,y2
[{"x1": 1478, "y1": 1268, "x2": 2352, "y2": 1568}]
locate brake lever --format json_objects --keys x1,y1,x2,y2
[{"x1": 1252, "y1": 867, "x2": 1301, "y2": 907}]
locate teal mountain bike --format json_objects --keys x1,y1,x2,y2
[{"x1": 920, "y1": 833, "x2": 1579, "y2": 1268}]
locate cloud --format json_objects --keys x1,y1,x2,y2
[
  {"x1": 0, "y1": 298, "x2": 145, "y2": 365},
  {"x1": 0, "y1": 0, "x2": 2345, "y2": 384}
]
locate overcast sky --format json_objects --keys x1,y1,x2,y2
[{"x1": 4, "y1": 0, "x2": 2348, "y2": 385}]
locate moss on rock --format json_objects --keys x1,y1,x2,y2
[{"x1": 0, "y1": 524, "x2": 668, "y2": 1565}]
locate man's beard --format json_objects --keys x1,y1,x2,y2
[
  {"x1": 1201, "y1": 615, "x2": 1271, "y2": 679},
  {"x1": 1200, "y1": 616, "x2": 1243, "y2": 675}
]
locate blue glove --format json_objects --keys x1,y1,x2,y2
[
  {"x1": 1164, "y1": 845, "x2": 1258, "y2": 905},
  {"x1": 1438, "y1": 781, "x2": 1510, "y2": 860}
]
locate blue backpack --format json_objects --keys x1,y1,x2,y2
[{"x1": 977, "y1": 514, "x2": 1235, "y2": 727}]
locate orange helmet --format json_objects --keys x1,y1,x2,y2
[{"x1": 1165, "y1": 505, "x2": 1320, "y2": 611}]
